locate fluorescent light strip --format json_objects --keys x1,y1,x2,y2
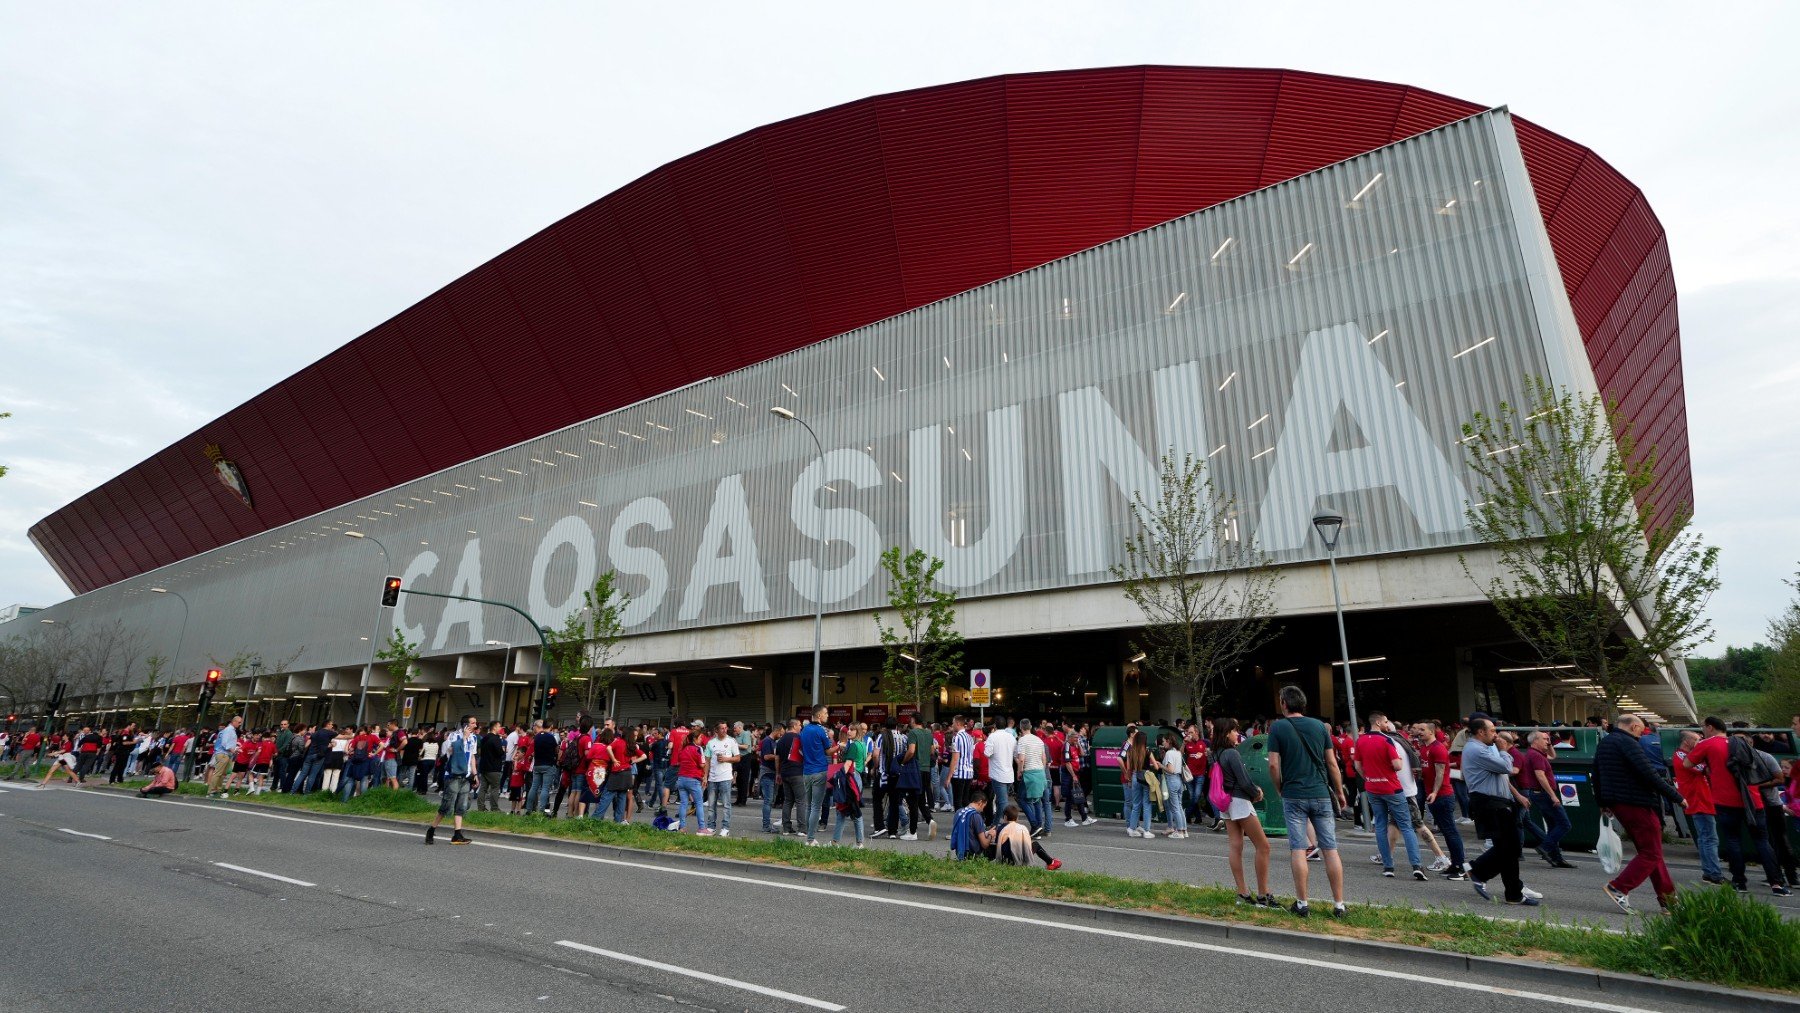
[
  {"x1": 1165, "y1": 292, "x2": 1187, "y2": 313},
  {"x1": 1250, "y1": 447, "x2": 1274, "y2": 460},
  {"x1": 1453, "y1": 336, "x2": 1497, "y2": 359},
  {"x1": 1208, "y1": 444, "x2": 1227, "y2": 458},
  {"x1": 1216, "y1": 371, "x2": 1237, "y2": 392},
  {"x1": 684, "y1": 408, "x2": 712, "y2": 419},
  {"x1": 578, "y1": 500, "x2": 598, "y2": 508},
  {"x1": 871, "y1": 366, "x2": 885, "y2": 381},
  {"x1": 1367, "y1": 329, "x2": 1389, "y2": 345},
  {"x1": 1350, "y1": 172, "x2": 1384, "y2": 202},
  {"x1": 961, "y1": 448, "x2": 972, "y2": 461},
  {"x1": 1210, "y1": 237, "x2": 1234, "y2": 261},
  {"x1": 780, "y1": 383, "x2": 798, "y2": 398},
  {"x1": 1394, "y1": 380, "x2": 1407, "y2": 389},
  {"x1": 724, "y1": 395, "x2": 747, "y2": 407},
  {"x1": 1247, "y1": 413, "x2": 1270, "y2": 430},
  {"x1": 1287, "y1": 242, "x2": 1314, "y2": 267}
]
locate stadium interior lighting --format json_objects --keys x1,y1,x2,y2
[
  {"x1": 1350, "y1": 171, "x2": 1385, "y2": 202},
  {"x1": 1368, "y1": 328, "x2": 1389, "y2": 344},
  {"x1": 1210, "y1": 236, "x2": 1234, "y2": 261},
  {"x1": 1287, "y1": 242, "x2": 1315, "y2": 267},
  {"x1": 1453, "y1": 335, "x2": 1497, "y2": 358}
]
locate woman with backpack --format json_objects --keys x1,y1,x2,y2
[
  {"x1": 1211, "y1": 718, "x2": 1273, "y2": 906},
  {"x1": 1121, "y1": 729, "x2": 1156, "y2": 839},
  {"x1": 1061, "y1": 724, "x2": 1094, "y2": 827},
  {"x1": 830, "y1": 725, "x2": 867, "y2": 847}
]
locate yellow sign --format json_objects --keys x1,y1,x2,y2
[{"x1": 970, "y1": 687, "x2": 991, "y2": 706}]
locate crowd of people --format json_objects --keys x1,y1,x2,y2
[{"x1": 3, "y1": 689, "x2": 1796, "y2": 916}]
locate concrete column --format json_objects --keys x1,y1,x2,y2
[
  {"x1": 1455, "y1": 648, "x2": 1477, "y2": 720},
  {"x1": 763, "y1": 670, "x2": 775, "y2": 726},
  {"x1": 1315, "y1": 664, "x2": 1336, "y2": 724}
]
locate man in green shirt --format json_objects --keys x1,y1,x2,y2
[
  {"x1": 907, "y1": 714, "x2": 937, "y2": 840},
  {"x1": 1266, "y1": 685, "x2": 1348, "y2": 918}
]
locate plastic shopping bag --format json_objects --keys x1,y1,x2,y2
[{"x1": 1596, "y1": 816, "x2": 1624, "y2": 876}]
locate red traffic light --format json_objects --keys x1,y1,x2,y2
[
  {"x1": 546, "y1": 686, "x2": 559, "y2": 700},
  {"x1": 381, "y1": 575, "x2": 403, "y2": 607},
  {"x1": 205, "y1": 668, "x2": 222, "y2": 685}
]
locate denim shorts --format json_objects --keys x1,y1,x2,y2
[
  {"x1": 382, "y1": 758, "x2": 398, "y2": 780},
  {"x1": 1281, "y1": 796, "x2": 1338, "y2": 852},
  {"x1": 439, "y1": 775, "x2": 472, "y2": 817}
]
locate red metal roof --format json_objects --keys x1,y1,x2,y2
[{"x1": 31, "y1": 66, "x2": 1688, "y2": 593}]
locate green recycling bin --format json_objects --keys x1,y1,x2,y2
[
  {"x1": 1499, "y1": 726, "x2": 1601, "y2": 851},
  {"x1": 1238, "y1": 733, "x2": 1288, "y2": 837},
  {"x1": 1087, "y1": 725, "x2": 1169, "y2": 820}
]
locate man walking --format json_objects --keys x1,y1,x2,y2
[
  {"x1": 1266, "y1": 686, "x2": 1347, "y2": 918},
  {"x1": 1462, "y1": 717, "x2": 1540, "y2": 906},
  {"x1": 426, "y1": 714, "x2": 479, "y2": 845},
  {"x1": 1594, "y1": 713, "x2": 1686, "y2": 911},
  {"x1": 1417, "y1": 721, "x2": 1467, "y2": 880},
  {"x1": 1358, "y1": 712, "x2": 1424, "y2": 881},
  {"x1": 1520, "y1": 731, "x2": 1574, "y2": 868},
  {"x1": 204, "y1": 716, "x2": 242, "y2": 798},
  {"x1": 1684, "y1": 716, "x2": 1788, "y2": 895},
  {"x1": 1672, "y1": 729, "x2": 1722, "y2": 883}
]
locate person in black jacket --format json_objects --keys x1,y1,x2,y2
[
  {"x1": 1594, "y1": 714, "x2": 1686, "y2": 912},
  {"x1": 476, "y1": 721, "x2": 507, "y2": 812}
]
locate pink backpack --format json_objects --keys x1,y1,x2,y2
[{"x1": 1208, "y1": 764, "x2": 1230, "y2": 813}]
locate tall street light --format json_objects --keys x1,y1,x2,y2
[
  {"x1": 149, "y1": 587, "x2": 189, "y2": 728},
  {"x1": 485, "y1": 639, "x2": 514, "y2": 724},
  {"x1": 344, "y1": 530, "x2": 394, "y2": 727},
  {"x1": 770, "y1": 405, "x2": 825, "y2": 708},
  {"x1": 1311, "y1": 511, "x2": 1362, "y2": 738}
]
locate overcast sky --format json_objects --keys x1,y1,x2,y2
[{"x1": 1, "y1": 2, "x2": 1795, "y2": 649}]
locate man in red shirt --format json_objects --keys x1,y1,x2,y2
[
  {"x1": 1042, "y1": 723, "x2": 1064, "y2": 815},
  {"x1": 1415, "y1": 720, "x2": 1467, "y2": 879},
  {"x1": 1358, "y1": 713, "x2": 1424, "y2": 879},
  {"x1": 1332, "y1": 725, "x2": 1360, "y2": 827},
  {"x1": 1671, "y1": 728, "x2": 1721, "y2": 884},
  {"x1": 6, "y1": 728, "x2": 42, "y2": 779},
  {"x1": 1684, "y1": 717, "x2": 1785, "y2": 893},
  {"x1": 1518, "y1": 731, "x2": 1573, "y2": 868}
]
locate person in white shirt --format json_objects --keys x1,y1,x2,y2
[
  {"x1": 1160, "y1": 733, "x2": 1190, "y2": 838},
  {"x1": 204, "y1": 716, "x2": 242, "y2": 798},
  {"x1": 985, "y1": 717, "x2": 1017, "y2": 819},
  {"x1": 704, "y1": 721, "x2": 741, "y2": 837},
  {"x1": 1014, "y1": 720, "x2": 1051, "y2": 838},
  {"x1": 1375, "y1": 718, "x2": 1449, "y2": 871}
]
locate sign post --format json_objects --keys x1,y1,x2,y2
[{"x1": 969, "y1": 669, "x2": 991, "y2": 722}]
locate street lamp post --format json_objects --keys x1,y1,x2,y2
[
  {"x1": 485, "y1": 640, "x2": 514, "y2": 724},
  {"x1": 1311, "y1": 511, "x2": 1362, "y2": 738},
  {"x1": 769, "y1": 406, "x2": 826, "y2": 709},
  {"x1": 148, "y1": 587, "x2": 189, "y2": 729},
  {"x1": 344, "y1": 531, "x2": 394, "y2": 727}
]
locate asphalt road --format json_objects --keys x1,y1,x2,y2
[{"x1": 0, "y1": 784, "x2": 1760, "y2": 1013}]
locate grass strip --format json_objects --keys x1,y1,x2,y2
[{"x1": 105, "y1": 782, "x2": 1799, "y2": 993}]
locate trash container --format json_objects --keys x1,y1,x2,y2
[
  {"x1": 1087, "y1": 725, "x2": 1169, "y2": 820},
  {"x1": 1239, "y1": 733, "x2": 1288, "y2": 838},
  {"x1": 1501, "y1": 726, "x2": 1601, "y2": 851}
]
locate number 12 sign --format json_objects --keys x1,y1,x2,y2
[{"x1": 970, "y1": 669, "x2": 991, "y2": 707}]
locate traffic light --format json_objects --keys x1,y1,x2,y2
[
  {"x1": 205, "y1": 668, "x2": 222, "y2": 688},
  {"x1": 198, "y1": 668, "x2": 222, "y2": 719},
  {"x1": 381, "y1": 575, "x2": 402, "y2": 607},
  {"x1": 538, "y1": 684, "x2": 559, "y2": 720}
]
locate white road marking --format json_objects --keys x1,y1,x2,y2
[
  {"x1": 57, "y1": 828, "x2": 111, "y2": 840},
  {"x1": 212, "y1": 862, "x2": 317, "y2": 887},
  {"x1": 554, "y1": 940, "x2": 844, "y2": 1010},
  {"x1": 58, "y1": 790, "x2": 1666, "y2": 1011}
]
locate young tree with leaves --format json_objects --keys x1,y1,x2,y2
[
  {"x1": 1461, "y1": 379, "x2": 1720, "y2": 712},
  {"x1": 539, "y1": 572, "x2": 629, "y2": 714},
  {"x1": 375, "y1": 630, "x2": 422, "y2": 718},
  {"x1": 1756, "y1": 568, "x2": 1800, "y2": 727},
  {"x1": 1111, "y1": 451, "x2": 1282, "y2": 726},
  {"x1": 873, "y1": 547, "x2": 964, "y2": 712}
]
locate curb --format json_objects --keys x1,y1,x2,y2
[{"x1": 146, "y1": 791, "x2": 1797, "y2": 1009}]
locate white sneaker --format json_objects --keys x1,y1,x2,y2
[
  {"x1": 1370, "y1": 853, "x2": 1384, "y2": 864},
  {"x1": 805, "y1": 838, "x2": 823, "y2": 847},
  {"x1": 899, "y1": 832, "x2": 918, "y2": 841},
  {"x1": 1428, "y1": 856, "x2": 1451, "y2": 872},
  {"x1": 1064, "y1": 820, "x2": 1080, "y2": 828},
  {"x1": 1126, "y1": 828, "x2": 1140, "y2": 838},
  {"x1": 1081, "y1": 817, "x2": 1099, "y2": 826},
  {"x1": 718, "y1": 828, "x2": 730, "y2": 838},
  {"x1": 1521, "y1": 885, "x2": 1544, "y2": 900}
]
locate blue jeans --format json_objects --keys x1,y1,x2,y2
[
  {"x1": 1163, "y1": 774, "x2": 1188, "y2": 831},
  {"x1": 1185, "y1": 775, "x2": 1210, "y2": 821},
  {"x1": 595, "y1": 787, "x2": 629, "y2": 822},
  {"x1": 935, "y1": 765, "x2": 953, "y2": 809},
  {"x1": 1427, "y1": 795, "x2": 1466, "y2": 868},
  {"x1": 295, "y1": 754, "x2": 326, "y2": 795},
  {"x1": 1021, "y1": 784, "x2": 1048, "y2": 834},
  {"x1": 676, "y1": 776, "x2": 706, "y2": 830},
  {"x1": 760, "y1": 772, "x2": 779, "y2": 830},
  {"x1": 1369, "y1": 792, "x2": 1421, "y2": 869},
  {"x1": 1452, "y1": 778, "x2": 1470, "y2": 819},
  {"x1": 527, "y1": 764, "x2": 558, "y2": 812},
  {"x1": 988, "y1": 779, "x2": 1011, "y2": 817},
  {"x1": 1124, "y1": 777, "x2": 1151, "y2": 832},
  {"x1": 706, "y1": 780, "x2": 733, "y2": 831},
  {"x1": 801, "y1": 772, "x2": 828, "y2": 841},
  {"x1": 1526, "y1": 790, "x2": 1571, "y2": 859},
  {"x1": 1690, "y1": 812, "x2": 1722, "y2": 879},
  {"x1": 832, "y1": 770, "x2": 864, "y2": 844}
]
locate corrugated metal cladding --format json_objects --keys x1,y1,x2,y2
[
  {"x1": 30, "y1": 67, "x2": 1688, "y2": 595},
  {"x1": 22, "y1": 112, "x2": 1585, "y2": 693}
]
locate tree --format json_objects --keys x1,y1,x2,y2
[
  {"x1": 873, "y1": 547, "x2": 964, "y2": 712},
  {"x1": 375, "y1": 630, "x2": 422, "y2": 717},
  {"x1": 539, "y1": 572, "x2": 629, "y2": 714},
  {"x1": 1461, "y1": 379, "x2": 1720, "y2": 711},
  {"x1": 138, "y1": 654, "x2": 166, "y2": 728},
  {"x1": 1755, "y1": 569, "x2": 1800, "y2": 727},
  {"x1": 1111, "y1": 450, "x2": 1282, "y2": 725}
]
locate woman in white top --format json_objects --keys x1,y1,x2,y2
[
  {"x1": 1159, "y1": 732, "x2": 1189, "y2": 839},
  {"x1": 323, "y1": 731, "x2": 350, "y2": 793}
]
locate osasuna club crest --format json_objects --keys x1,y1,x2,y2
[{"x1": 203, "y1": 443, "x2": 252, "y2": 509}]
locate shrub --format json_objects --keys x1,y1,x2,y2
[{"x1": 1609, "y1": 884, "x2": 1800, "y2": 989}]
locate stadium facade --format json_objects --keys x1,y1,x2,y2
[{"x1": 11, "y1": 68, "x2": 1694, "y2": 728}]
